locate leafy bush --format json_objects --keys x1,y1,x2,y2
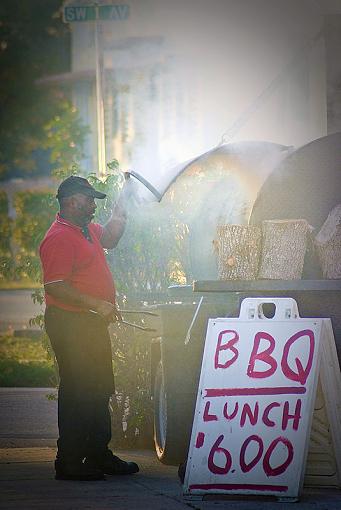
[
  {"x1": 0, "y1": 191, "x2": 8, "y2": 215},
  {"x1": 110, "y1": 326, "x2": 154, "y2": 448},
  {"x1": 0, "y1": 216, "x2": 11, "y2": 252},
  {"x1": 0, "y1": 359, "x2": 56, "y2": 387},
  {"x1": 0, "y1": 334, "x2": 57, "y2": 387},
  {"x1": 12, "y1": 190, "x2": 57, "y2": 281},
  {"x1": 0, "y1": 191, "x2": 13, "y2": 281}
]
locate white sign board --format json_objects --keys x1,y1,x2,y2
[{"x1": 184, "y1": 298, "x2": 324, "y2": 500}]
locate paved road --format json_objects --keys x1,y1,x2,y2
[
  {"x1": 0, "y1": 290, "x2": 43, "y2": 332},
  {"x1": 0, "y1": 388, "x2": 57, "y2": 448},
  {"x1": 1, "y1": 388, "x2": 341, "y2": 509}
]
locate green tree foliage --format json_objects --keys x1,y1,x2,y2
[
  {"x1": 0, "y1": 191, "x2": 13, "y2": 281},
  {"x1": 42, "y1": 100, "x2": 90, "y2": 176},
  {"x1": 12, "y1": 190, "x2": 57, "y2": 281},
  {"x1": 0, "y1": 98, "x2": 88, "y2": 281},
  {"x1": 0, "y1": 191, "x2": 8, "y2": 215},
  {"x1": 0, "y1": 333, "x2": 56, "y2": 387},
  {"x1": 0, "y1": 191, "x2": 10, "y2": 252},
  {"x1": 0, "y1": 0, "x2": 70, "y2": 178}
]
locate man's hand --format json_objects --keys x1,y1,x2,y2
[
  {"x1": 44, "y1": 282, "x2": 122, "y2": 323},
  {"x1": 95, "y1": 301, "x2": 122, "y2": 323}
]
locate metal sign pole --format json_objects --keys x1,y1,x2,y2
[
  {"x1": 94, "y1": 5, "x2": 106, "y2": 177},
  {"x1": 63, "y1": 3, "x2": 130, "y2": 177}
]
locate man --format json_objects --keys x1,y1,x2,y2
[{"x1": 40, "y1": 175, "x2": 139, "y2": 481}]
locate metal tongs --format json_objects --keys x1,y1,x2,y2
[
  {"x1": 118, "y1": 309, "x2": 158, "y2": 332},
  {"x1": 89, "y1": 308, "x2": 158, "y2": 332}
]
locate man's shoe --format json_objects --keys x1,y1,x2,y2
[
  {"x1": 85, "y1": 450, "x2": 139, "y2": 475},
  {"x1": 55, "y1": 459, "x2": 105, "y2": 481}
]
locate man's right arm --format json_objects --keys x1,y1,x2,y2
[{"x1": 44, "y1": 281, "x2": 120, "y2": 321}]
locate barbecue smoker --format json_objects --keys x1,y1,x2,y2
[{"x1": 141, "y1": 132, "x2": 341, "y2": 468}]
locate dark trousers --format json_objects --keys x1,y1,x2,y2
[{"x1": 45, "y1": 306, "x2": 115, "y2": 462}]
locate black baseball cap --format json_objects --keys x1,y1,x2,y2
[{"x1": 56, "y1": 176, "x2": 106, "y2": 200}]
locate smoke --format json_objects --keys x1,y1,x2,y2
[
  {"x1": 159, "y1": 140, "x2": 291, "y2": 278},
  {"x1": 102, "y1": 0, "x2": 325, "y2": 184}
]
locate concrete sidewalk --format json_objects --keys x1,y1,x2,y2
[
  {"x1": 1, "y1": 447, "x2": 341, "y2": 510},
  {"x1": 0, "y1": 447, "x2": 184, "y2": 510}
]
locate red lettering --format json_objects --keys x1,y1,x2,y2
[
  {"x1": 208, "y1": 435, "x2": 232, "y2": 475},
  {"x1": 195, "y1": 432, "x2": 205, "y2": 448},
  {"x1": 223, "y1": 401, "x2": 239, "y2": 420},
  {"x1": 240, "y1": 402, "x2": 259, "y2": 427},
  {"x1": 214, "y1": 330, "x2": 239, "y2": 369},
  {"x1": 247, "y1": 332, "x2": 277, "y2": 379},
  {"x1": 263, "y1": 437, "x2": 294, "y2": 476},
  {"x1": 281, "y1": 329, "x2": 315, "y2": 385},
  {"x1": 240, "y1": 435, "x2": 264, "y2": 473},
  {"x1": 262, "y1": 402, "x2": 280, "y2": 427},
  {"x1": 203, "y1": 401, "x2": 218, "y2": 422},
  {"x1": 282, "y1": 399, "x2": 302, "y2": 431}
]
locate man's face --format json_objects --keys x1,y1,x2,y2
[{"x1": 71, "y1": 193, "x2": 97, "y2": 226}]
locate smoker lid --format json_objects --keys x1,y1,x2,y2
[
  {"x1": 130, "y1": 140, "x2": 290, "y2": 202},
  {"x1": 159, "y1": 140, "x2": 290, "y2": 200},
  {"x1": 250, "y1": 132, "x2": 341, "y2": 231}
]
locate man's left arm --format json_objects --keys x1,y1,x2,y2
[
  {"x1": 100, "y1": 200, "x2": 127, "y2": 249},
  {"x1": 100, "y1": 177, "x2": 133, "y2": 249}
]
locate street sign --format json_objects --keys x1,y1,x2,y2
[{"x1": 63, "y1": 4, "x2": 130, "y2": 22}]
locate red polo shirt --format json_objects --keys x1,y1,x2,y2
[{"x1": 39, "y1": 214, "x2": 116, "y2": 312}]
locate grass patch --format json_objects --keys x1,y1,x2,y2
[{"x1": 0, "y1": 334, "x2": 57, "y2": 387}]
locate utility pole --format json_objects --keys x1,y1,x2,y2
[
  {"x1": 63, "y1": 3, "x2": 130, "y2": 178},
  {"x1": 94, "y1": 5, "x2": 106, "y2": 177}
]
